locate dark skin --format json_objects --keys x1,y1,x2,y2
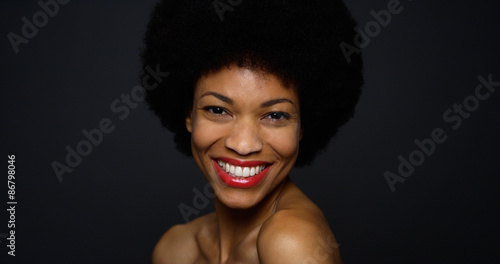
[{"x1": 152, "y1": 67, "x2": 342, "y2": 264}]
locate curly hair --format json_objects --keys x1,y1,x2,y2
[{"x1": 140, "y1": 0, "x2": 363, "y2": 167}]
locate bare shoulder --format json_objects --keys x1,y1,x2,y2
[
  {"x1": 152, "y1": 222, "x2": 197, "y2": 264},
  {"x1": 257, "y1": 191, "x2": 342, "y2": 263},
  {"x1": 152, "y1": 213, "x2": 216, "y2": 264}
]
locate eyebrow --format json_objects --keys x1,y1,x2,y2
[
  {"x1": 200, "y1": 92, "x2": 233, "y2": 104},
  {"x1": 199, "y1": 91, "x2": 294, "y2": 108},
  {"x1": 260, "y1": 98, "x2": 294, "y2": 108}
]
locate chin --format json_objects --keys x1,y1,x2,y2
[{"x1": 213, "y1": 185, "x2": 264, "y2": 209}]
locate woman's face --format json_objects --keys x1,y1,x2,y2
[{"x1": 186, "y1": 66, "x2": 302, "y2": 209}]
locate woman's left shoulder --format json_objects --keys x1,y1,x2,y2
[{"x1": 257, "y1": 198, "x2": 342, "y2": 263}]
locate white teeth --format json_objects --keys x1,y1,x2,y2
[
  {"x1": 217, "y1": 160, "x2": 266, "y2": 178},
  {"x1": 235, "y1": 166, "x2": 243, "y2": 176}
]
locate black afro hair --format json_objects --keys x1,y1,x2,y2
[{"x1": 140, "y1": 0, "x2": 363, "y2": 167}]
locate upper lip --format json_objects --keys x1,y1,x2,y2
[{"x1": 215, "y1": 157, "x2": 269, "y2": 167}]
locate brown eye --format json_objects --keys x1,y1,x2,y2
[
  {"x1": 204, "y1": 106, "x2": 227, "y2": 115},
  {"x1": 265, "y1": 112, "x2": 290, "y2": 120}
]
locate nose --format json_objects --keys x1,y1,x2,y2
[{"x1": 224, "y1": 118, "x2": 263, "y2": 156}]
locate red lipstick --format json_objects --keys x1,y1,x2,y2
[{"x1": 213, "y1": 158, "x2": 270, "y2": 188}]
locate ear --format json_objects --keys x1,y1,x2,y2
[{"x1": 185, "y1": 111, "x2": 193, "y2": 133}]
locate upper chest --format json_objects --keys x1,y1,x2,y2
[{"x1": 196, "y1": 225, "x2": 261, "y2": 264}]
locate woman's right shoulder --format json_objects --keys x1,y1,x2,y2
[{"x1": 152, "y1": 213, "x2": 216, "y2": 264}]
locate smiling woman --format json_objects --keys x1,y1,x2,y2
[
  {"x1": 188, "y1": 67, "x2": 301, "y2": 208},
  {"x1": 141, "y1": 0, "x2": 363, "y2": 263}
]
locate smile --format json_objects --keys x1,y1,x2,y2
[
  {"x1": 217, "y1": 160, "x2": 266, "y2": 177},
  {"x1": 213, "y1": 158, "x2": 271, "y2": 188}
]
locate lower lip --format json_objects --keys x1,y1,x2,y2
[{"x1": 213, "y1": 160, "x2": 270, "y2": 188}]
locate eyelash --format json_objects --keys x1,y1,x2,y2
[
  {"x1": 203, "y1": 106, "x2": 291, "y2": 121},
  {"x1": 264, "y1": 112, "x2": 291, "y2": 120},
  {"x1": 203, "y1": 106, "x2": 229, "y2": 115}
]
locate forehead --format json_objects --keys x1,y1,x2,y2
[{"x1": 194, "y1": 66, "x2": 299, "y2": 103}]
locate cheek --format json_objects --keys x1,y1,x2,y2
[
  {"x1": 191, "y1": 118, "x2": 226, "y2": 153},
  {"x1": 264, "y1": 125, "x2": 301, "y2": 159}
]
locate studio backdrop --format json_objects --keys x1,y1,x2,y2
[{"x1": 1, "y1": 0, "x2": 499, "y2": 263}]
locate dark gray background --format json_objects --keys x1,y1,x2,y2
[{"x1": 1, "y1": 0, "x2": 499, "y2": 263}]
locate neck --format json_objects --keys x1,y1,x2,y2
[{"x1": 213, "y1": 177, "x2": 289, "y2": 260}]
